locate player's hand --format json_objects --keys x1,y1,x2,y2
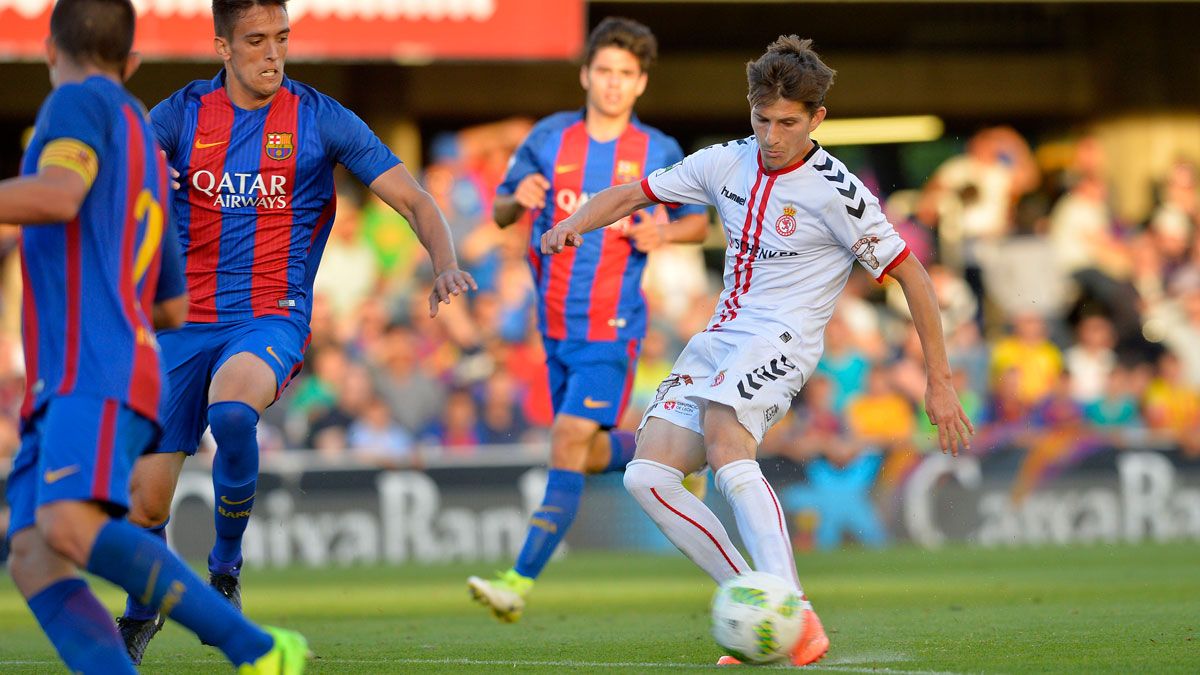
[
  {"x1": 628, "y1": 210, "x2": 667, "y2": 252},
  {"x1": 161, "y1": 150, "x2": 181, "y2": 190},
  {"x1": 428, "y1": 268, "x2": 478, "y2": 317},
  {"x1": 514, "y1": 174, "x2": 551, "y2": 210},
  {"x1": 541, "y1": 222, "x2": 583, "y2": 254},
  {"x1": 925, "y1": 377, "x2": 974, "y2": 457}
]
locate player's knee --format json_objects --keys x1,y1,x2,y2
[
  {"x1": 34, "y1": 508, "x2": 91, "y2": 565},
  {"x1": 126, "y1": 494, "x2": 171, "y2": 529},
  {"x1": 549, "y1": 417, "x2": 598, "y2": 469},
  {"x1": 208, "y1": 401, "x2": 260, "y2": 482},
  {"x1": 623, "y1": 459, "x2": 679, "y2": 498}
]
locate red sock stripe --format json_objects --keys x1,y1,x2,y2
[
  {"x1": 651, "y1": 486, "x2": 741, "y2": 575},
  {"x1": 761, "y1": 476, "x2": 800, "y2": 588}
]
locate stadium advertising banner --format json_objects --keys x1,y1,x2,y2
[
  {"x1": 0, "y1": 0, "x2": 584, "y2": 61},
  {"x1": 142, "y1": 446, "x2": 1200, "y2": 569}
]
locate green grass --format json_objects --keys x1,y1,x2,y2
[{"x1": 0, "y1": 543, "x2": 1197, "y2": 672}]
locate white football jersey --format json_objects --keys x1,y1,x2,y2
[{"x1": 641, "y1": 138, "x2": 909, "y2": 356}]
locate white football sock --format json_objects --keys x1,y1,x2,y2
[
  {"x1": 715, "y1": 459, "x2": 803, "y2": 593},
  {"x1": 624, "y1": 459, "x2": 749, "y2": 585}
]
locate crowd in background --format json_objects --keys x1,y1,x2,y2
[{"x1": 0, "y1": 122, "x2": 1197, "y2": 473}]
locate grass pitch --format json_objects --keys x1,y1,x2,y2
[{"x1": 0, "y1": 543, "x2": 1196, "y2": 673}]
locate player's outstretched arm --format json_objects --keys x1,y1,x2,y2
[
  {"x1": 0, "y1": 165, "x2": 89, "y2": 225},
  {"x1": 887, "y1": 255, "x2": 975, "y2": 456},
  {"x1": 542, "y1": 181, "x2": 654, "y2": 254},
  {"x1": 369, "y1": 165, "x2": 477, "y2": 316}
]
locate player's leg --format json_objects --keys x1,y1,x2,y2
[
  {"x1": 623, "y1": 415, "x2": 750, "y2": 584},
  {"x1": 204, "y1": 317, "x2": 307, "y2": 605},
  {"x1": 119, "y1": 324, "x2": 214, "y2": 661},
  {"x1": 704, "y1": 404, "x2": 828, "y2": 667},
  {"x1": 704, "y1": 403, "x2": 801, "y2": 590},
  {"x1": 6, "y1": 420, "x2": 134, "y2": 673}
]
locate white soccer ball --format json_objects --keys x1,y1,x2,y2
[{"x1": 711, "y1": 571, "x2": 805, "y2": 664}]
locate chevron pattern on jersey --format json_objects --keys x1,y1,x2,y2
[{"x1": 812, "y1": 156, "x2": 866, "y2": 218}]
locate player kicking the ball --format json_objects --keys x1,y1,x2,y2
[{"x1": 542, "y1": 36, "x2": 974, "y2": 666}]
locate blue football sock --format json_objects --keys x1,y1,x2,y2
[
  {"x1": 208, "y1": 401, "x2": 260, "y2": 570},
  {"x1": 123, "y1": 519, "x2": 168, "y2": 620},
  {"x1": 27, "y1": 578, "x2": 135, "y2": 674},
  {"x1": 87, "y1": 519, "x2": 273, "y2": 666},
  {"x1": 603, "y1": 430, "x2": 638, "y2": 473},
  {"x1": 513, "y1": 468, "x2": 584, "y2": 579}
]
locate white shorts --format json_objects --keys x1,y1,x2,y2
[{"x1": 638, "y1": 329, "x2": 813, "y2": 444}]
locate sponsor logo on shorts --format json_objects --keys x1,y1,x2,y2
[
  {"x1": 737, "y1": 356, "x2": 799, "y2": 401},
  {"x1": 664, "y1": 400, "x2": 676, "y2": 411},
  {"x1": 780, "y1": 332, "x2": 793, "y2": 343},
  {"x1": 658, "y1": 399, "x2": 698, "y2": 416},
  {"x1": 583, "y1": 397, "x2": 612, "y2": 409},
  {"x1": 43, "y1": 465, "x2": 81, "y2": 484},
  {"x1": 712, "y1": 370, "x2": 726, "y2": 387}
]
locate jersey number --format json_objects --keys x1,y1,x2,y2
[{"x1": 132, "y1": 189, "x2": 164, "y2": 285}]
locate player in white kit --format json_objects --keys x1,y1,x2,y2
[{"x1": 542, "y1": 36, "x2": 974, "y2": 666}]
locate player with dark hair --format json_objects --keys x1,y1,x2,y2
[
  {"x1": 542, "y1": 35, "x2": 974, "y2": 666},
  {"x1": 467, "y1": 17, "x2": 708, "y2": 622},
  {"x1": 116, "y1": 0, "x2": 475, "y2": 661},
  {"x1": 3, "y1": 0, "x2": 306, "y2": 672}
]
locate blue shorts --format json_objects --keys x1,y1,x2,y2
[
  {"x1": 155, "y1": 317, "x2": 309, "y2": 456},
  {"x1": 543, "y1": 338, "x2": 641, "y2": 428},
  {"x1": 6, "y1": 395, "x2": 158, "y2": 538}
]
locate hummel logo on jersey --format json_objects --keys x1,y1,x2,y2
[
  {"x1": 813, "y1": 155, "x2": 867, "y2": 219},
  {"x1": 721, "y1": 186, "x2": 747, "y2": 205},
  {"x1": 737, "y1": 355, "x2": 798, "y2": 400},
  {"x1": 194, "y1": 139, "x2": 228, "y2": 149}
]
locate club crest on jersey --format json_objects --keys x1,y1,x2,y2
[
  {"x1": 616, "y1": 159, "x2": 641, "y2": 184},
  {"x1": 775, "y1": 205, "x2": 798, "y2": 237},
  {"x1": 265, "y1": 132, "x2": 294, "y2": 161}
]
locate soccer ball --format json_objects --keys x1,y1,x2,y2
[{"x1": 711, "y1": 571, "x2": 805, "y2": 664}]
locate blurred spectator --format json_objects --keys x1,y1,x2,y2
[
  {"x1": 370, "y1": 324, "x2": 447, "y2": 433},
  {"x1": 990, "y1": 312, "x2": 1063, "y2": 406},
  {"x1": 1083, "y1": 366, "x2": 1142, "y2": 429},
  {"x1": 1148, "y1": 159, "x2": 1198, "y2": 265},
  {"x1": 815, "y1": 312, "x2": 870, "y2": 413},
  {"x1": 477, "y1": 370, "x2": 533, "y2": 445},
  {"x1": 1064, "y1": 314, "x2": 1117, "y2": 403},
  {"x1": 844, "y1": 366, "x2": 915, "y2": 449},
  {"x1": 313, "y1": 190, "x2": 380, "y2": 320},
  {"x1": 422, "y1": 388, "x2": 482, "y2": 452},
  {"x1": 348, "y1": 399, "x2": 418, "y2": 466},
  {"x1": 1143, "y1": 351, "x2": 1200, "y2": 449}
]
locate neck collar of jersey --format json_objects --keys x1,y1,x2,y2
[{"x1": 757, "y1": 140, "x2": 821, "y2": 176}]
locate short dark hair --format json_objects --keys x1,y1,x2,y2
[
  {"x1": 585, "y1": 17, "x2": 657, "y2": 73},
  {"x1": 50, "y1": 0, "x2": 135, "y2": 71},
  {"x1": 746, "y1": 36, "x2": 836, "y2": 112},
  {"x1": 212, "y1": 0, "x2": 288, "y2": 39}
]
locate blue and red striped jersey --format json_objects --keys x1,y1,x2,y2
[
  {"x1": 499, "y1": 110, "x2": 705, "y2": 342},
  {"x1": 19, "y1": 76, "x2": 184, "y2": 424},
  {"x1": 151, "y1": 72, "x2": 400, "y2": 324}
]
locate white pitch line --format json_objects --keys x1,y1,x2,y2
[{"x1": 0, "y1": 656, "x2": 965, "y2": 674}]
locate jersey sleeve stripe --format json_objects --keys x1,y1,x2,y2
[
  {"x1": 38, "y1": 139, "x2": 99, "y2": 189},
  {"x1": 876, "y1": 246, "x2": 911, "y2": 283},
  {"x1": 640, "y1": 177, "x2": 661, "y2": 202}
]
